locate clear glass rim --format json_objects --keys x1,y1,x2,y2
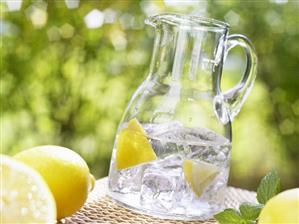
[{"x1": 145, "y1": 13, "x2": 229, "y2": 32}]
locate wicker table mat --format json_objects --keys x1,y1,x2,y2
[{"x1": 61, "y1": 177, "x2": 256, "y2": 224}]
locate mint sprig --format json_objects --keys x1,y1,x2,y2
[
  {"x1": 214, "y1": 209, "x2": 248, "y2": 224},
  {"x1": 239, "y1": 202, "x2": 263, "y2": 220},
  {"x1": 256, "y1": 170, "x2": 280, "y2": 204},
  {"x1": 214, "y1": 170, "x2": 280, "y2": 224}
]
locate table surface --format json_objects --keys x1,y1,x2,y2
[{"x1": 61, "y1": 177, "x2": 256, "y2": 224}]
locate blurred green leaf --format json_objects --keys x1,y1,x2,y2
[
  {"x1": 257, "y1": 170, "x2": 281, "y2": 204},
  {"x1": 239, "y1": 203, "x2": 263, "y2": 221}
]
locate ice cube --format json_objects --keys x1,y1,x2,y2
[
  {"x1": 150, "y1": 137, "x2": 186, "y2": 158},
  {"x1": 109, "y1": 162, "x2": 146, "y2": 193},
  {"x1": 140, "y1": 154, "x2": 186, "y2": 211},
  {"x1": 144, "y1": 121, "x2": 183, "y2": 137},
  {"x1": 183, "y1": 127, "x2": 229, "y2": 146},
  {"x1": 161, "y1": 153, "x2": 184, "y2": 168},
  {"x1": 140, "y1": 168, "x2": 182, "y2": 211}
]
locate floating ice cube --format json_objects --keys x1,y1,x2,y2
[
  {"x1": 141, "y1": 171, "x2": 176, "y2": 211},
  {"x1": 145, "y1": 121, "x2": 230, "y2": 161},
  {"x1": 140, "y1": 154, "x2": 186, "y2": 211},
  {"x1": 109, "y1": 162, "x2": 146, "y2": 193},
  {"x1": 144, "y1": 121, "x2": 183, "y2": 137}
]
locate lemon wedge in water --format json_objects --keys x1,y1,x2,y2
[
  {"x1": 0, "y1": 155, "x2": 56, "y2": 223},
  {"x1": 116, "y1": 118, "x2": 157, "y2": 170},
  {"x1": 183, "y1": 159, "x2": 219, "y2": 197}
]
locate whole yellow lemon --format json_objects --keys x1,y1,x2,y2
[
  {"x1": 14, "y1": 145, "x2": 95, "y2": 220},
  {"x1": 258, "y1": 188, "x2": 299, "y2": 224}
]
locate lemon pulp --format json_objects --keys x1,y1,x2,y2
[
  {"x1": 183, "y1": 159, "x2": 219, "y2": 197},
  {"x1": 116, "y1": 118, "x2": 157, "y2": 170},
  {"x1": 1, "y1": 155, "x2": 56, "y2": 223}
]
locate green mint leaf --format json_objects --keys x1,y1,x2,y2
[
  {"x1": 239, "y1": 202, "x2": 263, "y2": 220},
  {"x1": 214, "y1": 208, "x2": 248, "y2": 224},
  {"x1": 257, "y1": 170, "x2": 281, "y2": 204}
]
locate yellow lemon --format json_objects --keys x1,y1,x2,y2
[
  {"x1": 183, "y1": 159, "x2": 219, "y2": 197},
  {"x1": 259, "y1": 188, "x2": 299, "y2": 224},
  {"x1": 116, "y1": 118, "x2": 157, "y2": 170},
  {"x1": 14, "y1": 145, "x2": 95, "y2": 220},
  {"x1": 1, "y1": 155, "x2": 56, "y2": 223}
]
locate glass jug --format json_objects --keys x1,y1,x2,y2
[{"x1": 108, "y1": 14, "x2": 257, "y2": 220}]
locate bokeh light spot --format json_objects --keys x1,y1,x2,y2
[
  {"x1": 84, "y1": 9, "x2": 104, "y2": 29},
  {"x1": 64, "y1": 0, "x2": 80, "y2": 9},
  {"x1": 4, "y1": 0, "x2": 22, "y2": 12}
]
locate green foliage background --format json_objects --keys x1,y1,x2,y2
[{"x1": 1, "y1": 0, "x2": 299, "y2": 190}]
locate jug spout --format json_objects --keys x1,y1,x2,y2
[{"x1": 145, "y1": 14, "x2": 229, "y2": 30}]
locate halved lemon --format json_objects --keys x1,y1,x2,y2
[
  {"x1": 183, "y1": 159, "x2": 219, "y2": 197},
  {"x1": 1, "y1": 155, "x2": 56, "y2": 223},
  {"x1": 116, "y1": 118, "x2": 157, "y2": 170}
]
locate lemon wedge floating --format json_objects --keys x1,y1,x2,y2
[
  {"x1": 0, "y1": 155, "x2": 56, "y2": 223},
  {"x1": 183, "y1": 159, "x2": 219, "y2": 197},
  {"x1": 127, "y1": 117, "x2": 146, "y2": 134},
  {"x1": 116, "y1": 118, "x2": 157, "y2": 170}
]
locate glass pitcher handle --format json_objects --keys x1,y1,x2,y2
[{"x1": 222, "y1": 34, "x2": 258, "y2": 120}]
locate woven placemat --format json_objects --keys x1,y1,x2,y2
[{"x1": 61, "y1": 177, "x2": 256, "y2": 224}]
